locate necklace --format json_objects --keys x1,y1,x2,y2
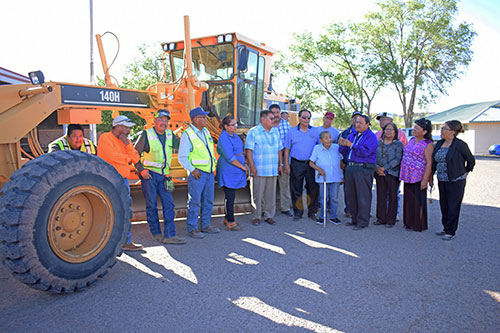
[{"x1": 381, "y1": 141, "x2": 393, "y2": 157}]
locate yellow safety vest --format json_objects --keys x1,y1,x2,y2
[
  {"x1": 185, "y1": 126, "x2": 216, "y2": 173},
  {"x1": 141, "y1": 128, "x2": 173, "y2": 175},
  {"x1": 51, "y1": 136, "x2": 96, "y2": 154}
]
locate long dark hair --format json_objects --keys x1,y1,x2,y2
[
  {"x1": 220, "y1": 115, "x2": 234, "y2": 131},
  {"x1": 381, "y1": 122, "x2": 399, "y2": 141},
  {"x1": 415, "y1": 118, "x2": 432, "y2": 140}
]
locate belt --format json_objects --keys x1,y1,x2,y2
[
  {"x1": 291, "y1": 157, "x2": 309, "y2": 164},
  {"x1": 348, "y1": 162, "x2": 375, "y2": 167}
]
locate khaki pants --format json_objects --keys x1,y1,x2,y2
[
  {"x1": 250, "y1": 176, "x2": 277, "y2": 220},
  {"x1": 278, "y1": 172, "x2": 291, "y2": 212}
]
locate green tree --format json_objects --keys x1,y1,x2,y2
[
  {"x1": 358, "y1": 0, "x2": 476, "y2": 127},
  {"x1": 96, "y1": 42, "x2": 169, "y2": 136},
  {"x1": 275, "y1": 23, "x2": 384, "y2": 129}
]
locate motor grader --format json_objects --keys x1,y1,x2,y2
[{"x1": 0, "y1": 17, "x2": 299, "y2": 292}]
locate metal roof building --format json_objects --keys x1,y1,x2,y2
[
  {"x1": 0, "y1": 67, "x2": 30, "y2": 85},
  {"x1": 427, "y1": 101, "x2": 500, "y2": 154}
]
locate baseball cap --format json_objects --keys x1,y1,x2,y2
[
  {"x1": 112, "y1": 115, "x2": 135, "y2": 127},
  {"x1": 189, "y1": 107, "x2": 209, "y2": 119},
  {"x1": 351, "y1": 111, "x2": 362, "y2": 118},
  {"x1": 324, "y1": 111, "x2": 335, "y2": 119},
  {"x1": 376, "y1": 112, "x2": 395, "y2": 120},
  {"x1": 155, "y1": 109, "x2": 171, "y2": 119}
]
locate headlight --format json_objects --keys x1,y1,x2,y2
[
  {"x1": 169, "y1": 43, "x2": 176, "y2": 50},
  {"x1": 225, "y1": 34, "x2": 233, "y2": 42},
  {"x1": 217, "y1": 35, "x2": 224, "y2": 44}
]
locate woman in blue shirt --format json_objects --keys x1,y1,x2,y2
[{"x1": 216, "y1": 116, "x2": 247, "y2": 231}]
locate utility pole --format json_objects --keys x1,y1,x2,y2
[{"x1": 89, "y1": 0, "x2": 97, "y2": 143}]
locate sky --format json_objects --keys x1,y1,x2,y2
[{"x1": 2, "y1": 0, "x2": 499, "y2": 116}]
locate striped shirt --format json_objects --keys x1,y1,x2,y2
[
  {"x1": 277, "y1": 118, "x2": 292, "y2": 146},
  {"x1": 245, "y1": 124, "x2": 283, "y2": 176}
]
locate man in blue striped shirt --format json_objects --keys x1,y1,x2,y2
[{"x1": 245, "y1": 110, "x2": 284, "y2": 225}]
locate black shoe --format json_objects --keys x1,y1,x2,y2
[
  {"x1": 373, "y1": 220, "x2": 384, "y2": 225},
  {"x1": 309, "y1": 214, "x2": 318, "y2": 222},
  {"x1": 346, "y1": 222, "x2": 356, "y2": 226},
  {"x1": 352, "y1": 225, "x2": 366, "y2": 230},
  {"x1": 315, "y1": 218, "x2": 324, "y2": 225},
  {"x1": 384, "y1": 224, "x2": 394, "y2": 228},
  {"x1": 293, "y1": 215, "x2": 301, "y2": 221},
  {"x1": 435, "y1": 230, "x2": 445, "y2": 236},
  {"x1": 281, "y1": 210, "x2": 293, "y2": 217}
]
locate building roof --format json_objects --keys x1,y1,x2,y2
[
  {"x1": 0, "y1": 67, "x2": 30, "y2": 84},
  {"x1": 427, "y1": 100, "x2": 500, "y2": 124}
]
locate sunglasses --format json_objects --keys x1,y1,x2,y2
[{"x1": 301, "y1": 116, "x2": 311, "y2": 120}]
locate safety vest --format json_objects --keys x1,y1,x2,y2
[
  {"x1": 185, "y1": 126, "x2": 216, "y2": 173},
  {"x1": 52, "y1": 136, "x2": 96, "y2": 154},
  {"x1": 141, "y1": 128, "x2": 173, "y2": 175}
]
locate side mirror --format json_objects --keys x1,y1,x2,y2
[
  {"x1": 238, "y1": 46, "x2": 249, "y2": 72},
  {"x1": 28, "y1": 71, "x2": 45, "y2": 85}
]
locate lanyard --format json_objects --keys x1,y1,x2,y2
[{"x1": 348, "y1": 133, "x2": 363, "y2": 160}]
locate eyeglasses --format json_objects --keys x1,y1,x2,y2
[{"x1": 301, "y1": 116, "x2": 311, "y2": 120}]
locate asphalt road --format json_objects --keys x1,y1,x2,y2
[{"x1": 1, "y1": 157, "x2": 499, "y2": 332}]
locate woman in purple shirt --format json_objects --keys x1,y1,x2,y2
[{"x1": 399, "y1": 118, "x2": 434, "y2": 232}]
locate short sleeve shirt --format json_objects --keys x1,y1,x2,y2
[
  {"x1": 245, "y1": 124, "x2": 283, "y2": 176},
  {"x1": 285, "y1": 125, "x2": 320, "y2": 160}
]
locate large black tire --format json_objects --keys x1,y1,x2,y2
[{"x1": 0, "y1": 151, "x2": 131, "y2": 293}]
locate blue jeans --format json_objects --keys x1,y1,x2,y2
[
  {"x1": 123, "y1": 178, "x2": 131, "y2": 244},
  {"x1": 187, "y1": 171, "x2": 215, "y2": 232},
  {"x1": 318, "y1": 182, "x2": 340, "y2": 220},
  {"x1": 140, "y1": 171, "x2": 176, "y2": 237}
]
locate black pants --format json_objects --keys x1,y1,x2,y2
[
  {"x1": 375, "y1": 174, "x2": 400, "y2": 225},
  {"x1": 345, "y1": 165, "x2": 375, "y2": 227},
  {"x1": 290, "y1": 158, "x2": 319, "y2": 217},
  {"x1": 223, "y1": 186, "x2": 236, "y2": 222},
  {"x1": 438, "y1": 180, "x2": 466, "y2": 236},
  {"x1": 403, "y1": 182, "x2": 428, "y2": 231}
]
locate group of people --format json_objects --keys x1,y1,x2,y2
[{"x1": 48, "y1": 104, "x2": 475, "y2": 253}]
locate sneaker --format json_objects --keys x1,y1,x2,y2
[
  {"x1": 315, "y1": 218, "x2": 324, "y2": 225},
  {"x1": 188, "y1": 230, "x2": 205, "y2": 239},
  {"x1": 293, "y1": 215, "x2": 301, "y2": 221},
  {"x1": 122, "y1": 242, "x2": 144, "y2": 251},
  {"x1": 201, "y1": 226, "x2": 221, "y2": 233},
  {"x1": 281, "y1": 210, "x2": 293, "y2": 217},
  {"x1": 384, "y1": 224, "x2": 394, "y2": 228},
  {"x1": 373, "y1": 220, "x2": 384, "y2": 225},
  {"x1": 435, "y1": 230, "x2": 446, "y2": 236},
  {"x1": 162, "y1": 236, "x2": 186, "y2": 245},
  {"x1": 329, "y1": 218, "x2": 341, "y2": 225},
  {"x1": 442, "y1": 234, "x2": 455, "y2": 241}
]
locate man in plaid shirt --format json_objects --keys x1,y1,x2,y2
[
  {"x1": 271, "y1": 104, "x2": 293, "y2": 216},
  {"x1": 245, "y1": 110, "x2": 284, "y2": 225}
]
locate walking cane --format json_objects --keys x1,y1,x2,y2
[{"x1": 323, "y1": 175, "x2": 327, "y2": 228}]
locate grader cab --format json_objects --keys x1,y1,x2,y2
[{"x1": 0, "y1": 17, "x2": 298, "y2": 292}]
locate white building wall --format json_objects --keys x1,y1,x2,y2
[{"x1": 469, "y1": 123, "x2": 500, "y2": 154}]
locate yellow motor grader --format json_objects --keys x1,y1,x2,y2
[{"x1": 0, "y1": 17, "x2": 299, "y2": 292}]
